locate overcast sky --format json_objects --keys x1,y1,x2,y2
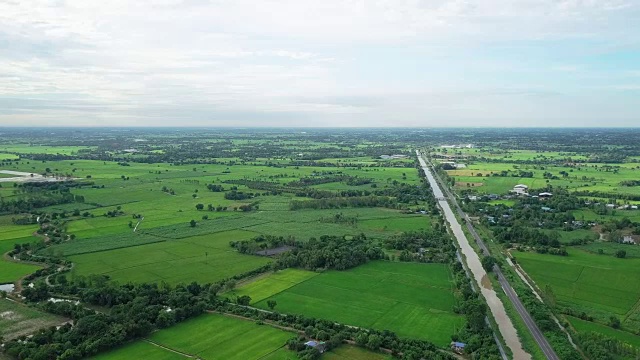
[{"x1": 1, "y1": 0, "x2": 639, "y2": 127}]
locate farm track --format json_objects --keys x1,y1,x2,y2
[{"x1": 143, "y1": 338, "x2": 194, "y2": 358}]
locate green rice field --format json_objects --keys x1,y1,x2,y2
[
  {"x1": 567, "y1": 316, "x2": 640, "y2": 350},
  {"x1": 516, "y1": 248, "x2": 640, "y2": 329},
  {"x1": 240, "y1": 261, "x2": 463, "y2": 346},
  {"x1": 69, "y1": 230, "x2": 272, "y2": 285},
  {"x1": 90, "y1": 313, "x2": 297, "y2": 360}
]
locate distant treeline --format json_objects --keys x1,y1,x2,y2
[
  {"x1": 289, "y1": 196, "x2": 398, "y2": 210},
  {"x1": 0, "y1": 182, "x2": 88, "y2": 215}
]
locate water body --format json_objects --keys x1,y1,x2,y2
[
  {"x1": 0, "y1": 170, "x2": 73, "y2": 183},
  {"x1": 417, "y1": 151, "x2": 530, "y2": 360}
]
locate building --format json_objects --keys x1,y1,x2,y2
[
  {"x1": 379, "y1": 154, "x2": 408, "y2": 160},
  {"x1": 451, "y1": 342, "x2": 466, "y2": 354},
  {"x1": 304, "y1": 341, "x2": 327, "y2": 353},
  {"x1": 511, "y1": 184, "x2": 529, "y2": 195},
  {"x1": 622, "y1": 236, "x2": 636, "y2": 245},
  {"x1": 538, "y1": 192, "x2": 553, "y2": 198}
]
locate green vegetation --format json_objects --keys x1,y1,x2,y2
[
  {"x1": 252, "y1": 261, "x2": 463, "y2": 346},
  {"x1": 147, "y1": 314, "x2": 296, "y2": 360},
  {"x1": 14, "y1": 128, "x2": 640, "y2": 359},
  {"x1": 568, "y1": 316, "x2": 640, "y2": 349},
  {"x1": 89, "y1": 341, "x2": 187, "y2": 360},
  {"x1": 0, "y1": 240, "x2": 41, "y2": 284},
  {"x1": 69, "y1": 230, "x2": 272, "y2": 285},
  {"x1": 226, "y1": 269, "x2": 318, "y2": 304},
  {"x1": 516, "y1": 247, "x2": 640, "y2": 328}
]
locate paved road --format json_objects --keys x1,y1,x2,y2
[{"x1": 419, "y1": 151, "x2": 560, "y2": 360}]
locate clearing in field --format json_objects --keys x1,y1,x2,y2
[
  {"x1": 0, "y1": 299, "x2": 67, "y2": 340},
  {"x1": 250, "y1": 261, "x2": 463, "y2": 346},
  {"x1": 516, "y1": 248, "x2": 640, "y2": 329},
  {"x1": 69, "y1": 230, "x2": 272, "y2": 285}
]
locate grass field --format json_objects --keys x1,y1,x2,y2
[
  {"x1": 91, "y1": 313, "x2": 297, "y2": 360},
  {"x1": 578, "y1": 242, "x2": 640, "y2": 259},
  {"x1": 69, "y1": 230, "x2": 272, "y2": 285},
  {"x1": 442, "y1": 146, "x2": 640, "y2": 197},
  {"x1": 90, "y1": 341, "x2": 187, "y2": 360},
  {"x1": 567, "y1": 316, "x2": 640, "y2": 350},
  {"x1": 0, "y1": 240, "x2": 42, "y2": 284},
  {"x1": 243, "y1": 261, "x2": 463, "y2": 346},
  {"x1": 226, "y1": 269, "x2": 319, "y2": 304},
  {"x1": 516, "y1": 248, "x2": 640, "y2": 330},
  {"x1": 541, "y1": 229, "x2": 598, "y2": 244},
  {"x1": 0, "y1": 299, "x2": 66, "y2": 340}
]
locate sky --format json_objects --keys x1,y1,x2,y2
[{"x1": 0, "y1": 0, "x2": 639, "y2": 127}]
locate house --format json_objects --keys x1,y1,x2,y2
[
  {"x1": 511, "y1": 184, "x2": 529, "y2": 195},
  {"x1": 379, "y1": 154, "x2": 408, "y2": 160},
  {"x1": 541, "y1": 206, "x2": 552, "y2": 212},
  {"x1": 451, "y1": 341, "x2": 466, "y2": 354},
  {"x1": 622, "y1": 236, "x2": 636, "y2": 245},
  {"x1": 304, "y1": 341, "x2": 327, "y2": 353},
  {"x1": 538, "y1": 192, "x2": 553, "y2": 198}
]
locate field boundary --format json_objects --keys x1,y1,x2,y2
[
  {"x1": 246, "y1": 271, "x2": 321, "y2": 304},
  {"x1": 62, "y1": 237, "x2": 167, "y2": 256},
  {"x1": 142, "y1": 338, "x2": 193, "y2": 358}
]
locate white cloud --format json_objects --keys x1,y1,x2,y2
[{"x1": 0, "y1": 0, "x2": 638, "y2": 126}]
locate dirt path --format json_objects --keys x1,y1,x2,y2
[{"x1": 143, "y1": 339, "x2": 195, "y2": 358}]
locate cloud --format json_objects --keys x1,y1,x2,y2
[{"x1": 0, "y1": 0, "x2": 638, "y2": 126}]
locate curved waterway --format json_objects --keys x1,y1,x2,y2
[{"x1": 417, "y1": 151, "x2": 530, "y2": 360}]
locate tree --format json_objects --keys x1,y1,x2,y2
[
  {"x1": 195, "y1": 203, "x2": 204, "y2": 211},
  {"x1": 615, "y1": 250, "x2": 626, "y2": 258},
  {"x1": 609, "y1": 316, "x2": 621, "y2": 329},
  {"x1": 224, "y1": 279, "x2": 237, "y2": 292},
  {"x1": 236, "y1": 295, "x2": 251, "y2": 306},
  {"x1": 366, "y1": 334, "x2": 382, "y2": 350},
  {"x1": 355, "y1": 332, "x2": 368, "y2": 346},
  {"x1": 607, "y1": 230, "x2": 623, "y2": 243},
  {"x1": 481, "y1": 255, "x2": 497, "y2": 272},
  {"x1": 209, "y1": 284, "x2": 222, "y2": 298},
  {"x1": 267, "y1": 300, "x2": 277, "y2": 310},
  {"x1": 189, "y1": 219, "x2": 197, "y2": 227}
]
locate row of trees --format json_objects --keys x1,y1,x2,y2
[
  {"x1": 274, "y1": 234, "x2": 384, "y2": 271},
  {"x1": 289, "y1": 196, "x2": 398, "y2": 210}
]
